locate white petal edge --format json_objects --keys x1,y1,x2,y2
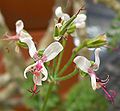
[
  {"x1": 41, "y1": 64, "x2": 48, "y2": 81},
  {"x1": 73, "y1": 56, "x2": 91, "y2": 73},
  {"x1": 24, "y1": 62, "x2": 37, "y2": 79},
  {"x1": 55, "y1": 6, "x2": 63, "y2": 18},
  {"x1": 16, "y1": 20, "x2": 24, "y2": 35},
  {"x1": 43, "y1": 42, "x2": 63, "y2": 62},
  {"x1": 19, "y1": 37, "x2": 37, "y2": 58},
  {"x1": 90, "y1": 74, "x2": 97, "y2": 90},
  {"x1": 94, "y1": 48, "x2": 101, "y2": 71}
]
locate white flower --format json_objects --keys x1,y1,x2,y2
[
  {"x1": 55, "y1": 6, "x2": 70, "y2": 21},
  {"x1": 74, "y1": 14, "x2": 87, "y2": 28},
  {"x1": 24, "y1": 42, "x2": 63, "y2": 85},
  {"x1": 55, "y1": 6, "x2": 87, "y2": 28},
  {"x1": 15, "y1": 20, "x2": 33, "y2": 40},
  {"x1": 73, "y1": 48, "x2": 101, "y2": 90}
]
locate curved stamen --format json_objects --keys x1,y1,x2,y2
[
  {"x1": 96, "y1": 75, "x2": 110, "y2": 84},
  {"x1": 99, "y1": 83, "x2": 115, "y2": 104},
  {"x1": 2, "y1": 33, "x2": 19, "y2": 41}
]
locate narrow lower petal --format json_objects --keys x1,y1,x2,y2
[
  {"x1": 43, "y1": 42, "x2": 63, "y2": 62},
  {"x1": 91, "y1": 74, "x2": 97, "y2": 90},
  {"x1": 73, "y1": 56, "x2": 91, "y2": 73},
  {"x1": 33, "y1": 74, "x2": 42, "y2": 86},
  {"x1": 88, "y1": 68, "x2": 97, "y2": 90},
  {"x1": 94, "y1": 48, "x2": 101, "y2": 71},
  {"x1": 24, "y1": 63, "x2": 37, "y2": 79},
  {"x1": 16, "y1": 20, "x2": 24, "y2": 35},
  {"x1": 19, "y1": 37, "x2": 37, "y2": 58},
  {"x1": 40, "y1": 64, "x2": 48, "y2": 81}
]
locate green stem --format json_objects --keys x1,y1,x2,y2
[
  {"x1": 58, "y1": 44, "x2": 85, "y2": 76},
  {"x1": 54, "y1": 40, "x2": 66, "y2": 76},
  {"x1": 41, "y1": 82, "x2": 54, "y2": 111},
  {"x1": 52, "y1": 57, "x2": 57, "y2": 76},
  {"x1": 55, "y1": 69, "x2": 78, "y2": 81}
]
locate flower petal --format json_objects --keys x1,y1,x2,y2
[
  {"x1": 19, "y1": 30, "x2": 32, "y2": 39},
  {"x1": 24, "y1": 63, "x2": 37, "y2": 79},
  {"x1": 41, "y1": 64, "x2": 48, "y2": 81},
  {"x1": 33, "y1": 74, "x2": 42, "y2": 85},
  {"x1": 90, "y1": 74, "x2": 97, "y2": 90},
  {"x1": 73, "y1": 56, "x2": 91, "y2": 73},
  {"x1": 61, "y1": 13, "x2": 70, "y2": 21},
  {"x1": 88, "y1": 68, "x2": 97, "y2": 90},
  {"x1": 75, "y1": 22, "x2": 86, "y2": 28},
  {"x1": 94, "y1": 48, "x2": 101, "y2": 71},
  {"x1": 43, "y1": 42, "x2": 63, "y2": 62},
  {"x1": 20, "y1": 37, "x2": 37, "y2": 58},
  {"x1": 74, "y1": 14, "x2": 86, "y2": 23},
  {"x1": 16, "y1": 20, "x2": 24, "y2": 35},
  {"x1": 55, "y1": 6, "x2": 63, "y2": 18},
  {"x1": 33, "y1": 64, "x2": 48, "y2": 85}
]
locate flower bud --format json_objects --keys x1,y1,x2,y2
[
  {"x1": 67, "y1": 23, "x2": 76, "y2": 34},
  {"x1": 85, "y1": 34, "x2": 107, "y2": 48},
  {"x1": 53, "y1": 26, "x2": 61, "y2": 41}
]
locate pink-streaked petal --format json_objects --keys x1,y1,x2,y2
[
  {"x1": 41, "y1": 64, "x2": 48, "y2": 81},
  {"x1": 35, "y1": 60, "x2": 43, "y2": 71},
  {"x1": 88, "y1": 68, "x2": 97, "y2": 90},
  {"x1": 24, "y1": 63, "x2": 37, "y2": 79},
  {"x1": 43, "y1": 42, "x2": 63, "y2": 62},
  {"x1": 94, "y1": 48, "x2": 101, "y2": 71},
  {"x1": 16, "y1": 20, "x2": 24, "y2": 35},
  {"x1": 33, "y1": 74, "x2": 42, "y2": 86},
  {"x1": 55, "y1": 6, "x2": 63, "y2": 18},
  {"x1": 73, "y1": 56, "x2": 91, "y2": 73},
  {"x1": 20, "y1": 38, "x2": 37, "y2": 58}
]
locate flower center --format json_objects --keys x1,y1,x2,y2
[{"x1": 33, "y1": 71, "x2": 40, "y2": 77}]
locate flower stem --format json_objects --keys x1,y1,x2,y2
[
  {"x1": 58, "y1": 44, "x2": 85, "y2": 76},
  {"x1": 55, "y1": 69, "x2": 78, "y2": 81},
  {"x1": 41, "y1": 82, "x2": 54, "y2": 111},
  {"x1": 54, "y1": 40, "x2": 66, "y2": 77}
]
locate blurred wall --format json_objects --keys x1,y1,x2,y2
[{"x1": 0, "y1": 0, "x2": 54, "y2": 30}]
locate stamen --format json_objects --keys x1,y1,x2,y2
[
  {"x1": 2, "y1": 33, "x2": 19, "y2": 41},
  {"x1": 100, "y1": 83, "x2": 115, "y2": 104},
  {"x1": 33, "y1": 84, "x2": 37, "y2": 92},
  {"x1": 96, "y1": 75, "x2": 110, "y2": 84}
]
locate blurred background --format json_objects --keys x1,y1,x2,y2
[{"x1": 0, "y1": 0, "x2": 120, "y2": 111}]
